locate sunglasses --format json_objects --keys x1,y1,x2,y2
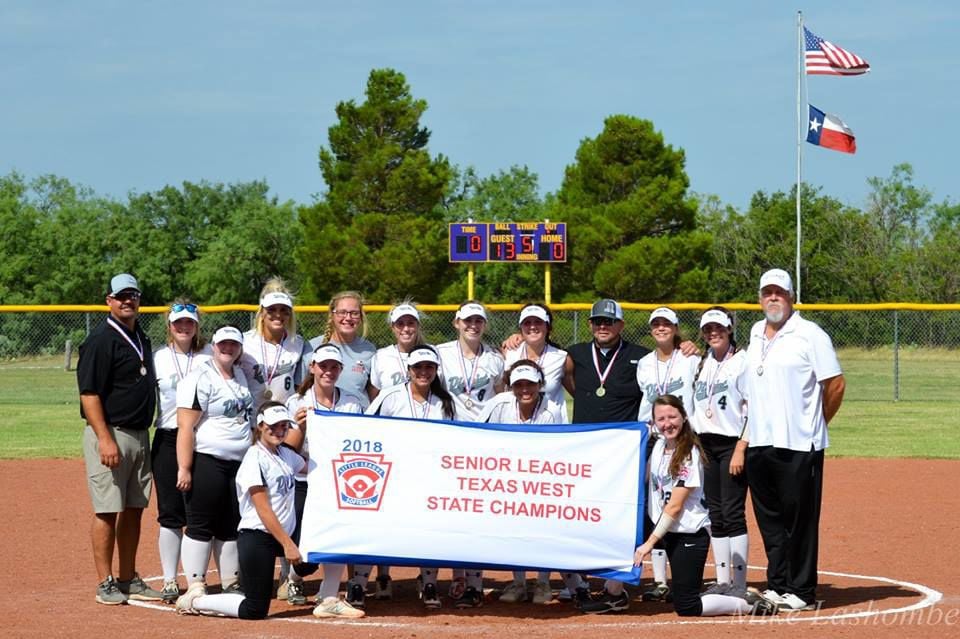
[
  {"x1": 590, "y1": 317, "x2": 615, "y2": 327},
  {"x1": 171, "y1": 303, "x2": 198, "y2": 313},
  {"x1": 111, "y1": 291, "x2": 141, "y2": 302}
]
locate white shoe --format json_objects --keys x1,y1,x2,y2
[
  {"x1": 175, "y1": 581, "x2": 207, "y2": 615},
  {"x1": 276, "y1": 578, "x2": 289, "y2": 600},
  {"x1": 499, "y1": 582, "x2": 527, "y2": 603},
  {"x1": 762, "y1": 589, "x2": 786, "y2": 604},
  {"x1": 313, "y1": 596, "x2": 366, "y2": 619},
  {"x1": 531, "y1": 581, "x2": 553, "y2": 604},
  {"x1": 779, "y1": 593, "x2": 816, "y2": 611}
]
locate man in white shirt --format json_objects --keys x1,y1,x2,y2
[{"x1": 743, "y1": 269, "x2": 845, "y2": 612}]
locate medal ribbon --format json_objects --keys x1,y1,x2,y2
[
  {"x1": 407, "y1": 383, "x2": 432, "y2": 419},
  {"x1": 394, "y1": 345, "x2": 410, "y2": 383},
  {"x1": 261, "y1": 333, "x2": 286, "y2": 387},
  {"x1": 591, "y1": 340, "x2": 623, "y2": 390},
  {"x1": 705, "y1": 346, "x2": 733, "y2": 417},
  {"x1": 759, "y1": 329, "x2": 785, "y2": 370},
  {"x1": 171, "y1": 348, "x2": 193, "y2": 380},
  {"x1": 456, "y1": 341, "x2": 484, "y2": 397},
  {"x1": 655, "y1": 350, "x2": 678, "y2": 396},
  {"x1": 515, "y1": 395, "x2": 542, "y2": 424},
  {"x1": 312, "y1": 386, "x2": 339, "y2": 411},
  {"x1": 106, "y1": 317, "x2": 145, "y2": 371}
]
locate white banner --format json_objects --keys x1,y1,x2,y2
[{"x1": 299, "y1": 412, "x2": 647, "y2": 583}]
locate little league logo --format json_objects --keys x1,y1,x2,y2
[{"x1": 331, "y1": 453, "x2": 392, "y2": 511}]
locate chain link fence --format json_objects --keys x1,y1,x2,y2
[{"x1": 1, "y1": 306, "x2": 959, "y2": 402}]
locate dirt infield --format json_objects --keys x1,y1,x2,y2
[{"x1": 2, "y1": 458, "x2": 956, "y2": 639}]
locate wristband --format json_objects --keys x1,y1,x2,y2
[{"x1": 651, "y1": 513, "x2": 675, "y2": 540}]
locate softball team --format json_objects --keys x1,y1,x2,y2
[
  {"x1": 690, "y1": 308, "x2": 750, "y2": 596},
  {"x1": 151, "y1": 301, "x2": 212, "y2": 602},
  {"x1": 176, "y1": 325, "x2": 254, "y2": 597}
]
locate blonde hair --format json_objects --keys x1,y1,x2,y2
[
  {"x1": 254, "y1": 277, "x2": 297, "y2": 338},
  {"x1": 323, "y1": 290, "x2": 367, "y2": 342},
  {"x1": 389, "y1": 296, "x2": 425, "y2": 345},
  {"x1": 164, "y1": 297, "x2": 207, "y2": 352}
]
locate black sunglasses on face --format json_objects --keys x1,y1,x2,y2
[
  {"x1": 111, "y1": 291, "x2": 141, "y2": 302},
  {"x1": 590, "y1": 317, "x2": 615, "y2": 327}
]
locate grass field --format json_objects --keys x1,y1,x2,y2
[{"x1": 0, "y1": 350, "x2": 958, "y2": 459}]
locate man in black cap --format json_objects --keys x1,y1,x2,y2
[{"x1": 77, "y1": 273, "x2": 164, "y2": 605}]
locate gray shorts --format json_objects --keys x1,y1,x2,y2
[{"x1": 83, "y1": 425, "x2": 152, "y2": 513}]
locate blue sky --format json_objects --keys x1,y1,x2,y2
[{"x1": 2, "y1": 1, "x2": 957, "y2": 212}]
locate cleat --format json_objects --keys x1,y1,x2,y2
[
  {"x1": 573, "y1": 587, "x2": 592, "y2": 610},
  {"x1": 160, "y1": 580, "x2": 180, "y2": 603},
  {"x1": 421, "y1": 582, "x2": 441, "y2": 609},
  {"x1": 95, "y1": 576, "x2": 129, "y2": 605},
  {"x1": 702, "y1": 581, "x2": 731, "y2": 596},
  {"x1": 499, "y1": 582, "x2": 527, "y2": 603},
  {"x1": 375, "y1": 575, "x2": 393, "y2": 600},
  {"x1": 118, "y1": 573, "x2": 164, "y2": 601},
  {"x1": 779, "y1": 592, "x2": 816, "y2": 611},
  {"x1": 448, "y1": 576, "x2": 466, "y2": 600},
  {"x1": 276, "y1": 579, "x2": 289, "y2": 600},
  {"x1": 286, "y1": 580, "x2": 307, "y2": 605},
  {"x1": 580, "y1": 589, "x2": 630, "y2": 614},
  {"x1": 346, "y1": 582, "x2": 365, "y2": 609},
  {"x1": 531, "y1": 581, "x2": 553, "y2": 604},
  {"x1": 175, "y1": 581, "x2": 207, "y2": 615},
  {"x1": 313, "y1": 596, "x2": 366, "y2": 619},
  {"x1": 456, "y1": 586, "x2": 483, "y2": 608},
  {"x1": 641, "y1": 582, "x2": 671, "y2": 602}
]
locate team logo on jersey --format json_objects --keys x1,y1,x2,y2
[{"x1": 331, "y1": 453, "x2": 392, "y2": 511}]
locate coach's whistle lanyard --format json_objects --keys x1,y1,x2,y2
[
  {"x1": 655, "y1": 350, "x2": 678, "y2": 396},
  {"x1": 407, "y1": 383, "x2": 432, "y2": 419},
  {"x1": 457, "y1": 341, "x2": 484, "y2": 397},
  {"x1": 261, "y1": 333, "x2": 286, "y2": 387}
]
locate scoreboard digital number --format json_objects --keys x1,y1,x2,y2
[{"x1": 448, "y1": 222, "x2": 567, "y2": 263}]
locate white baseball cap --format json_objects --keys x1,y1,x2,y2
[
  {"x1": 455, "y1": 302, "x2": 487, "y2": 321},
  {"x1": 759, "y1": 269, "x2": 793, "y2": 294},
  {"x1": 168, "y1": 303, "x2": 199, "y2": 324},
  {"x1": 407, "y1": 346, "x2": 441, "y2": 367},
  {"x1": 509, "y1": 364, "x2": 542, "y2": 386},
  {"x1": 312, "y1": 343, "x2": 343, "y2": 365},
  {"x1": 260, "y1": 292, "x2": 293, "y2": 308},
  {"x1": 212, "y1": 326, "x2": 243, "y2": 344},
  {"x1": 389, "y1": 303, "x2": 420, "y2": 324},
  {"x1": 259, "y1": 404, "x2": 293, "y2": 427},
  {"x1": 519, "y1": 305, "x2": 550, "y2": 325},
  {"x1": 699, "y1": 309, "x2": 732, "y2": 329},
  {"x1": 649, "y1": 307, "x2": 679, "y2": 326}
]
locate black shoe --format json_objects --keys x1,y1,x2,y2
[
  {"x1": 573, "y1": 587, "x2": 593, "y2": 610},
  {"x1": 580, "y1": 590, "x2": 630, "y2": 614},
  {"x1": 421, "y1": 582, "x2": 441, "y2": 608},
  {"x1": 455, "y1": 586, "x2": 483, "y2": 608},
  {"x1": 346, "y1": 582, "x2": 365, "y2": 609},
  {"x1": 641, "y1": 582, "x2": 671, "y2": 602}
]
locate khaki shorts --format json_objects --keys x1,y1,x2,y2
[{"x1": 83, "y1": 425, "x2": 152, "y2": 513}]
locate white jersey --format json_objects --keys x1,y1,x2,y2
[
  {"x1": 648, "y1": 437, "x2": 710, "y2": 535},
  {"x1": 285, "y1": 387, "x2": 365, "y2": 481},
  {"x1": 154, "y1": 344, "x2": 212, "y2": 430},
  {"x1": 503, "y1": 343, "x2": 569, "y2": 422},
  {"x1": 636, "y1": 350, "x2": 700, "y2": 424},
  {"x1": 236, "y1": 443, "x2": 305, "y2": 534},
  {"x1": 477, "y1": 391, "x2": 564, "y2": 425},
  {"x1": 369, "y1": 344, "x2": 415, "y2": 391},
  {"x1": 176, "y1": 360, "x2": 255, "y2": 462},
  {"x1": 367, "y1": 382, "x2": 454, "y2": 421},
  {"x1": 239, "y1": 330, "x2": 310, "y2": 406},
  {"x1": 436, "y1": 340, "x2": 505, "y2": 421},
  {"x1": 743, "y1": 312, "x2": 842, "y2": 452},
  {"x1": 309, "y1": 335, "x2": 377, "y2": 408},
  {"x1": 690, "y1": 350, "x2": 748, "y2": 438}
]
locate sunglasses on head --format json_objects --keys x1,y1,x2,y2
[
  {"x1": 590, "y1": 317, "x2": 615, "y2": 327},
  {"x1": 171, "y1": 303, "x2": 198, "y2": 313}
]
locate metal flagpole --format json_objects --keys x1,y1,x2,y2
[{"x1": 796, "y1": 11, "x2": 804, "y2": 303}]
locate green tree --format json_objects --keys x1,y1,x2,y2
[{"x1": 298, "y1": 69, "x2": 454, "y2": 303}]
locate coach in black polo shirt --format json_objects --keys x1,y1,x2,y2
[
  {"x1": 77, "y1": 273, "x2": 163, "y2": 605},
  {"x1": 563, "y1": 299, "x2": 650, "y2": 423}
]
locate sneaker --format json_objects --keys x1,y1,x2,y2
[
  {"x1": 448, "y1": 576, "x2": 466, "y2": 600},
  {"x1": 499, "y1": 581, "x2": 527, "y2": 603},
  {"x1": 222, "y1": 581, "x2": 244, "y2": 596},
  {"x1": 421, "y1": 582, "x2": 441, "y2": 609},
  {"x1": 346, "y1": 582, "x2": 365, "y2": 609},
  {"x1": 287, "y1": 580, "x2": 307, "y2": 605},
  {"x1": 160, "y1": 580, "x2": 180, "y2": 604},
  {"x1": 779, "y1": 592, "x2": 816, "y2": 611},
  {"x1": 762, "y1": 589, "x2": 786, "y2": 605},
  {"x1": 573, "y1": 587, "x2": 592, "y2": 610},
  {"x1": 580, "y1": 589, "x2": 630, "y2": 614},
  {"x1": 641, "y1": 582, "x2": 671, "y2": 602},
  {"x1": 375, "y1": 575, "x2": 393, "y2": 600},
  {"x1": 96, "y1": 576, "x2": 129, "y2": 605},
  {"x1": 557, "y1": 587, "x2": 573, "y2": 602},
  {"x1": 276, "y1": 578, "x2": 289, "y2": 600},
  {"x1": 118, "y1": 573, "x2": 165, "y2": 601},
  {"x1": 531, "y1": 581, "x2": 553, "y2": 604},
  {"x1": 313, "y1": 596, "x2": 366, "y2": 619},
  {"x1": 176, "y1": 581, "x2": 207, "y2": 615},
  {"x1": 702, "y1": 581, "x2": 730, "y2": 596},
  {"x1": 456, "y1": 586, "x2": 483, "y2": 609}
]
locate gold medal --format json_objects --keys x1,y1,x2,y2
[
  {"x1": 464, "y1": 398, "x2": 474, "y2": 410},
  {"x1": 263, "y1": 389, "x2": 273, "y2": 400},
  {"x1": 139, "y1": 366, "x2": 147, "y2": 376},
  {"x1": 705, "y1": 408, "x2": 713, "y2": 419},
  {"x1": 595, "y1": 386, "x2": 606, "y2": 397}
]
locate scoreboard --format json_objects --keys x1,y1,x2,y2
[{"x1": 449, "y1": 222, "x2": 567, "y2": 263}]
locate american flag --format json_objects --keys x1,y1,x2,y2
[{"x1": 804, "y1": 27, "x2": 870, "y2": 76}]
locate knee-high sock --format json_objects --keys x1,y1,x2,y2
[
  {"x1": 651, "y1": 548, "x2": 668, "y2": 584},
  {"x1": 181, "y1": 536, "x2": 212, "y2": 585},
  {"x1": 710, "y1": 536, "x2": 731, "y2": 584},
  {"x1": 729, "y1": 534, "x2": 749, "y2": 589},
  {"x1": 700, "y1": 593, "x2": 751, "y2": 616},
  {"x1": 512, "y1": 570, "x2": 527, "y2": 585},
  {"x1": 318, "y1": 563, "x2": 346, "y2": 601},
  {"x1": 192, "y1": 592, "x2": 244, "y2": 617},
  {"x1": 351, "y1": 564, "x2": 372, "y2": 588},
  {"x1": 214, "y1": 539, "x2": 240, "y2": 589},
  {"x1": 158, "y1": 527, "x2": 183, "y2": 582}
]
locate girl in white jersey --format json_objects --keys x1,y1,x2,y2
[
  {"x1": 177, "y1": 404, "x2": 364, "y2": 619},
  {"x1": 436, "y1": 301, "x2": 505, "y2": 606},
  {"x1": 364, "y1": 345, "x2": 458, "y2": 610},
  {"x1": 584, "y1": 395, "x2": 776, "y2": 617},
  {"x1": 281, "y1": 343, "x2": 365, "y2": 617},
  {"x1": 480, "y1": 361, "x2": 590, "y2": 608},
  {"x1": 176, "y1": 326, "x2": 254, "y2": 599},
  {"x1": 151, "y1": 300, "x2": 212, "y2": 602},
  {"x1": 309, "y1": 290, "x2": 377, "y2": 406},
  {"x1": 691, "y1": 307, "x2": 750, "y2": 597},
  {"x1": 502, "y1": 303, "x2": 569, "y2": 422},
  {"x1": 369, "y1": 300, "x2": 427, "y2": 398},
  {"x1": 635, "y1": 306, "x2": 701, "y2": 602}
]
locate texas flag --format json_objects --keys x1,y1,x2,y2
[{"x1": 806, "y1": 104, "x2": 856, "y2": 154}]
